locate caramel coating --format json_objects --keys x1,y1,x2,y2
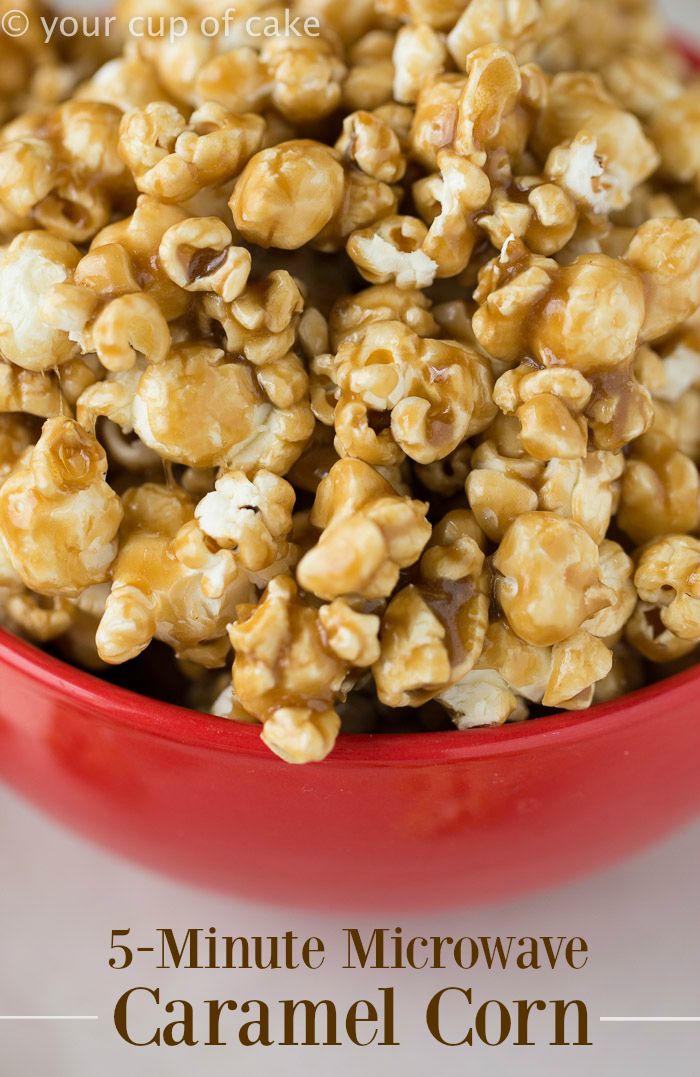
[
  {"x1": 493, "y1": 512, "x2": 613, "y2": 646},
  {"x1": 119, "y1": 103, "x2": 265, "y2": 204},
  {"x1": 534, "y1": 72, "x2": 660, "y2": 212},
  {"x1": 475, "y1": 248, "x2": 645, "y2": 373},
  {"x1": 1, "y1": 1, "x2": 700, "y2": 762},
  {"x1": 297, "y1": 458, "x2": 431, "y2": 600},
  {"x1": 329, "y1": 284, "x2": 438, "y2": 348},
  {"x1": 0, "y1": 418, "x2": 122, "y2": 597},
  {"x1": 0, "y1": 232, "x2": 81, "y2": 371},
  {"x1": 229, "y1": 576, "x2": 379, "y2": 763},
  {"x1": 635, "y1": 536, "x2": 700, "y2": 642},
  {"x1": 159, "y1": 217, "x2": 252, "y2": 303},
  {"x1": 617, "y1": 432, "x2": 700, "y2": 545},
  {"x1": 195, "y1": 470, "x2": 296, "y2": 573},
  {"x1": 0, "y1": 99, "x2": 131, "y2": 242},
  {"x1": 231, "y1": 141, "x2": 345, "y2": 249},
  {"x1": 204, "y1": 270, "x2": 303, "y2": 366},
  {"x1": 440, "y1": 614, "x2": 613, "y2": 726},
  {"x1": 78, "y1": 343, "x2": 315, "y2": 475},
  {"x1": 319, "y1": 319, "x2": 495, "y2": 466},
  {"x1": 650, "y1": 85, "x2": 700, "y2": 193},
  {"x1": 96, "y1": 484, "x2": 255, "y2": 667},
  {"x1": 347, "y1": 215, "x2": 437, "y2": 289},
  {"x1": 373, "y1": 510, "x2": 489, "y2": 706}
]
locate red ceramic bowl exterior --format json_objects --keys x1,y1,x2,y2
[
  {"x1": 1, "y1": 625, "x2": 700, "y2": 910},
  {"x1": 1, "y1": 42, "x2": 700, "y2": 910}
]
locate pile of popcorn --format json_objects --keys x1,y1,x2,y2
[{"x1": 1, "y1": 0, "x2": 700, "y2": 763}]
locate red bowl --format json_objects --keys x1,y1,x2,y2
[
  {"x1": 2, "y1": 40, "x2": 700, "y2": 910},
  {"x1": 1, "y1": 624, "x2": 700, "y2": 910}
]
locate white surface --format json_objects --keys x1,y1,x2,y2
[
  {"x1": 2, "y1": 1, "x2": 699, "y2": 1074},
  {"x1": 666, "y1": 0, "x2": 698, "y2": 32},
  {"x1": 0, "y1": 785, "x2": 699, "y2": 1074}
]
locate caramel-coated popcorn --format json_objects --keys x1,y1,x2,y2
[
  {"x1": 195, "y1": 469, "x2": 296, "y2": 572},
  {"x1": 447, "y1": 0, "x2": 574, "y2": 68},
  {"x1": 373, "y1": 509, "x2": 489, "y2": 706},
  {"x1": 618, "y1": 431, "x2": 700, "y2": 545},
  {"x1": 79, "y1": 342, "x2": 315, "y2": 474},
  {"x1": 493, "y1": 512, "x2": 613, "y2": 646},
  {"x1": 0, "y1": 418, "x2": 122, "y2": 597},
  {"x1": 534, "y1": 73, "x2": 660, "y2": 212},
  {"x1": 336, "y1": 110, "x2": 406, "y2": 184},
  {"x1": 392, "y1": 23, "x2": 447, "y2": 105},
  {"x1": 159, "y1": 217, "x2": 252, "y2": 302},
  {"x1": 2, "y1": 0, "x2": 700, "y2": 762},
  {"x1": 0, "y1": 99, "x2": 132, "y2": 241},
  {"x1": 634, "y1": 535, "x2": 700, "y2": 643},
  {"x1": 342, "y1": 30, "x2": 395, "y2": 112},
  {"x1": 0, "y1": 232, "x2": 81, "y2": 370},
  {"x1": 297, "y1": 458, "x2": 431, "y2": 600},
  {"x1": 439, "y1": 615, "x2": 613, "y2": 726},
  {"x1": 203, "y1": 269, "x2": 303, "y2": 365},
  {"x1": 650, "y1": 84, "x2": 700, "y2": 193},
  {"x1": 231, "y1": 140, "x2": 345, "y2": 249},
  {"x1": 346, "y1": 215, "x2": 438, "y2": 289},
  {"x1": 119, "y1": 102, "x2": 265, "y2": 204},
  {"x1": 317, "y1": 319, "x2": 495, "y2": 465},
  {"x1": 228, "y1": 575, "x2": 379, "y2": 762},
  {"x1": 96, "y1": 484, "x2": 256, "y2": 666}
]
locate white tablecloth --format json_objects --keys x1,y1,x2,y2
[{"x1": 1, "y1": 785, "x2": 699, "y2": 1075}]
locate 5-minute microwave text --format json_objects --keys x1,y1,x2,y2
[{"x1": 109, "y1": 927, "x2": 591, "y2": 1048}]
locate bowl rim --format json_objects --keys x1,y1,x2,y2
[
  {"x1": 2, "y1": 38, "x2": 699, "y2": 768},
  {"x1": 3, "y1": 623, "x2": 700, "y2": 765}
]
